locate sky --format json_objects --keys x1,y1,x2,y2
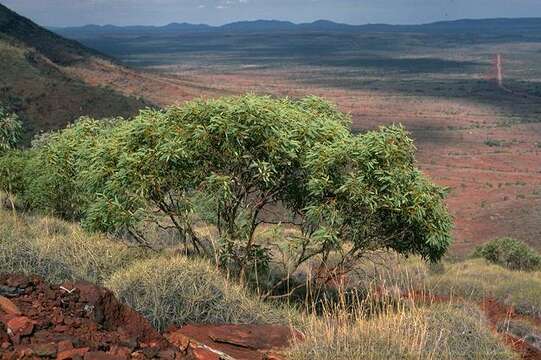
[{"x1": 3, "y1": 0, "x2": 541, "y2": 27}]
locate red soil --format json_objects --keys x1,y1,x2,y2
[{"x1": 480, "y1": 299, "x2": 541, "y2": 360}]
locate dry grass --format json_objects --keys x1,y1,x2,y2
[
  {"x1": 105, "y1": 254, "x2": 296, "y2": 331},
  {"x1": 349, "y1": 254, "x2": 541, "y2": 318},
  {"x1": 288, "y1": 300, "x2": 516, "y2": 360},
  {"x1": 0, "y1": 208, "x2": 149, "y2": 284},
  {"x1": 428, "y1": 259, "x2": 541, "y2": 317},
  {"x1": 0, "y1": 208, "x2": 533, "y2": 358}
]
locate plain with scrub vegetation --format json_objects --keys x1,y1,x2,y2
[{"x1": 1, "y1": 96, "x2": 540, "y2": 359}]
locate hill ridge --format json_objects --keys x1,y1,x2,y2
[
  {"x1": 51, "y1": 17, "x2": 541, "y2": 38},
  {"x1": 0, "y1": 3, "x2": 147, "y2": 141}
]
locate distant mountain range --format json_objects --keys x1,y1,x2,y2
[{"x1": 51, "y1": 18, "x2": 541, "y2": 38}]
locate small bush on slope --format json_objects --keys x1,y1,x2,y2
[
  {"x1": 473, "y1": 237, "x2": 541, "y2": 271},
  {"x1": 0, "y1": 150, "x2": 29, "y2": 208},
  {"x1": 287, "y1": 302, "x2": 515, "y2": 360},
  {"x1": 105, "y1": 254, "x2": 295, "y2": 331},
  {"x1": 0, "y1": 208, "x2": 149, "y2": 284},
  {"x1": 22, "y1": 117, "x2": 124, "y2": 219},
  {"x1": 0, "y1": 106, "x2": 22, "y2": 152}
]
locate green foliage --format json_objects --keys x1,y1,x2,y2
[
  {"x1": 23, "y1": 117, "x2": 124, "y2": 219},
  {"x1": 303, "y1": 125, "x2": 452, "y2": 263},
  {"x1": 484, "y1": 139, "x2": 504, "y2": 147},
  {"x1": 0, "y1": 149, "x2": 29, "y2": 199},
  {"x1": 2, "y1": 95, "x2": 453, "y2": 291},
  {"x1": 0, "y1": 106, "x2": 23, "y2": 152},
  {"x1": 473, "y1": 237, "x2": 541, "y2": 271}
]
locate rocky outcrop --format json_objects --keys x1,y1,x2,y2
[
  {"x1": 0, "y1": 274, "x2": 298, "y2": 360},
  {"x1": 0, "y1": 274, "x2": 188, "y2": 359}
]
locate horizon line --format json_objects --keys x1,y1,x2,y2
[{"x1": 48, "y1": 16, "x2": 541, "y2": 29}]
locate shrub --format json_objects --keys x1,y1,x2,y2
[
  {"x1": 484, "y1": 139, "x2": 504, "y2": 147},
  {"x1": 473, "y1": 237, "x2": 541, "y2": 271},
  {"x1": 105, "y1": 254, "x2": 293, "y2": 331},
  {"x1": 5, "y1": 95, "x2": 453, "y2": 296},
  {"x1": 79, "y1": 95, "x2": 452, "y2": 292},
  {"x1": 0, "y1": 150, "x2": 29, "y2": 207},
  {"x1": 22, "y1": 117, "x2": 124, "y2": 219},
  {"x1": 0, "y1": 106, "x2": 22, "y2": 152},
  {"x1": 287, "y1": 302, "x2": 514, "y2": 360}
]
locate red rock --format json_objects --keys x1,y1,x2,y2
[
  {"x1": 168, "y1": 324, "x2": 300, "y2": 360},
  {"x1": 0, "y1": 296, "x2": 22, "y2": 315},
  {"x1": 54, "y1": 325, "x2": 70, "y2": 333},
  {"x1": 157, "y1": 349, "x2": 176, "y2": 360},
  {"x1": 130, "y1": 351, "x2": 145, "y2": 360},
  {"x1": 84, "y1": 351, "x2": 124, "y2": 360},
  {"x1": 6, "y1": 316, "x2": 34, "y2": 336},
  {"x1": 57, "y1": 347, "x2": 90, "y2": 360},
  {"x1": 30, "y1": 342, "x2": 57, "y2": 357},
  {"x1": 107, "y1": 345, "x2": 131, "y2": 358},
  {"x1": 191, "y1": 347, "x2": 220, "y2": 360},
  {"x1": 165, "y1": 332, "x2": 190, "y2": 351},
  {"x1": 119, "y1": 337, "x2": 137, "y2": 351},
  {"x1": 264, "y1": 353, "x2": 284, "y2": 360},
  {"x1": 0, "y1": 322, "x2": 10, "y2": 342},
  {"x1": 57, "y1": 339, "x2": 74, "y2": 352},
  {"x1": 0, "y1": 275, "x2": 190, "y2": 359},
  {"x1": 4, "y1": 274, "x2": 31, "y2": 289},
  {"x1": 14, "y1": 346, "x2": 33, "y2": 357}
]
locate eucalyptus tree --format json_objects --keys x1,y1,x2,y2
[{"x1": 79, "y1": 95, "x2": 452, "y2": 286}]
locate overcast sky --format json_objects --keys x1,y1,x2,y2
[{"x1": 3, "y1": 0, "x2": 541, "y2": 27}]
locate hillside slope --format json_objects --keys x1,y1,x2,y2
[{"x1": 0, "y1": 3, "x2": 148, "y2": 141}]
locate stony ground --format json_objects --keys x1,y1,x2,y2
[{"x1": 0, "y1": 275, "x2": 297, "y2": 360}]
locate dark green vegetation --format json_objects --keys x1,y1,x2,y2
[
  {"x1": 0, "y1": 3, "x2": 147, "y2": 142},
  {"x1": 0, "y1": 95, "x2": 452, "y2": 296},
  {"x1": 0, "y1": 106, "x2": 22, "y2": 152},
  {"x1": 474, "y1": 237, "x2": 541, "y2": 271}
]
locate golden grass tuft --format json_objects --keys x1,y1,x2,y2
[
  {"x1": 105, "y1": 254, "x2": 296, "y2": 331},
  {"x1": 287, "y1": 300, "x2": 516, "y2": 360},
  {"x1": 0, "y1": 208, "x2": 149, "y2": 284}
]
